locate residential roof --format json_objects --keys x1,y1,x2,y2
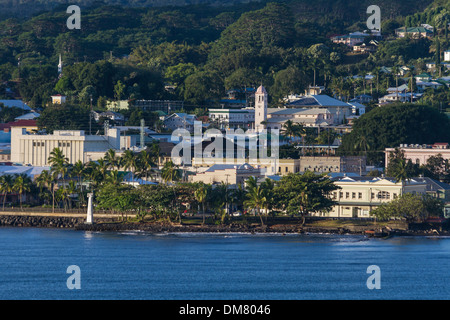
[
  {"x1": 204, "y1": 163, "x2": 255, "y2": 173},
  {"x1": 415, "y1": 176, "x2": 450, "y2": 192},
  {"x1": 396, "y1": 27, "x2": 433, "y2": 33},
  {"x1": 0, "y1": 120, "x2": 38, "y2": 131},
  {"x1": 288, "y1": 95, "x2": 350, "y2": 108},
  {"x1": 0, "y1": 100, "x2": 32, "y2": 111},
  {"x1": 268, "y1": 107, "x2": 331, "y2": 116},
  {"x1": 416, "y1": 73, "x2": 432, "y2": 78},
  {"x1": 387, "y1": 84, "x2": 408, "y2": 92},
  {"x1": 14, "y1": 112, "x2": 40, "y2": 120},
  {"x1": 0, "y1": 166, "x2": 50, "y2": 179}
]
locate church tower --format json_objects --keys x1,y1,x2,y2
[
  {"x1": 254, "y1": 85, "x2": 268, "y2": 132},
  {"x1": 58, "y1": 54, "x2": 63, "y2": 77}
]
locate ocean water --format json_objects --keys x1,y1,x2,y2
[{"x1": 0, "y1": 227, "x2": 449, "y2": 300}]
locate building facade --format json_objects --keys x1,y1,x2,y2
[
  {"x1": 315, "y1": 177, "x2": 428, "y2": 218},
  {"x1": 190, "y1": 163, "x2": 263, "y2": 185},
  {"x1": 11, "y1": 127, "x2": 120, "y2": 166},
  {"x1": 385, "y1": 143, "x2": 450, "y2": 166},
  {"x1": 208, "y1": 108, "x2": 255, "y2": 129}
]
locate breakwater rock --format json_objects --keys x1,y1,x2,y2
[
  {"x1": 75, "y1": 221, "x2": 306, "y2": 234},
  {"x1": 0, "y1": 215, "x2": 86, "y2": 228}
]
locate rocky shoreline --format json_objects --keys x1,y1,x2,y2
[{"x1": 0, "y1": 214, "x2": 448, "y2": 237}]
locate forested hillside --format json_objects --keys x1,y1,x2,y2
[{"x1": 0, "y1": 0, "x2": 442, "y2": 109}]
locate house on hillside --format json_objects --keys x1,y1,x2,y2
[
  {"x1": 395, "y1": 27, "x2": 433, "y2": 39},
  {"x1": 162, "y1": 113, "x2": 197, "y2": 133},
  {"x1": 0, "y1": 100, "x2": 32, "y2": 111}
]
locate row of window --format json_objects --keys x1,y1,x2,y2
[
  {"x1": 32, "y1": 142, "x2": 71, "y2": 148},
  {"x1": 332, "y1": 191, "x2": 398, "y2": 200}
]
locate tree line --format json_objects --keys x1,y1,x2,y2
[{"x1": 1, "y1": 145, "x2": 446, "y2": 225}]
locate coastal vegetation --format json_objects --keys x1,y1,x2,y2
[
  {"x1": 1, "y1": 146, "x2": 446, "y2": 228},
  {"x1": 338, "y1": 103, "x2": 450, "y2": 165},
  {"x1": 0, "y1": 147, "x2": 342, "y2": 226}
]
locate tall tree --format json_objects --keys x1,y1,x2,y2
[{"x1": 273, "y1": 172, "x2": 340, "y2": 225}]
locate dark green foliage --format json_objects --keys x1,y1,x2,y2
[
  {"x1": 36, "y1": 103, "x2": 100, "y2": 133},
  {"x1": 339, "y1": 104, "x2": 450, "y2": 165}
]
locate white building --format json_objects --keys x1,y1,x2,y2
[
  {"x1": 316, "y1": 176, "x2": 428, "y2": 218},
  {"x1": 209, "y1": 108, "x2": 255, "y2": 129},
  {"x1": 265, "y1": 108, "x2": 333, "y2": 130},
  {"x1": 444, "y1": 50, "x2": 450, "y2": 62},
  {"x1": 162, "y1": 113, "x2": 197, "y2": 133},
  {"x1": 286, "y1": 95, "x2": 353, "y2": 125},
  {"x1": 51, "y1": 94, "x2": 66, "y2": 104},
  {"x1": 11, "y1": 127, "x2": 121, "y2": 166}
]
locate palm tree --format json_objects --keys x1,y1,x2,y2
[
  {"x1": 393, "y1": 158, "x2": 412, "y2": 184},
  {"x1": 194, "y1": 184, "x2": 208, "y2": 224},
  {"x1": 105, "y1": 170, "x2": 124, "y2": 186},
  {"x1": 66, "y1": 180, "x2": 78, "y2": 209},
  {"x1": 136, "y1": 150, "x2": 154, "y2": 181},
  {"x1": 230, "y1": 183, "x2": 246, "y2": 214},
  {"x1": 121, "y1": 150, "x2": 138, "y2": 181},
  {"x1": 245, "y1": 176, "x2": 258, "y2": 193},
  {"x1": 281, "y1": 120, "x2": 297, "y2": 143},
  {"x1": 260, "y1": 178, "x2": 275, "y2": 219},
  {"x1": 0, "y1": 174, "x2": 14, "y2": 210},
  {"x1": 13, "y1": 174, "x2": 32, "y2": 210},
  {"x1": 354, "y1": 134, "x2": 372, "y2": 158},
  {"x1": 104, "y1": 149, "x2": 120, "y2": 171},
  {"x1": 48, "y1": 148, "x2": 69, "y2": 188},
  {"x1": 161, "y1": 160, "x2": 181, "y2": 184},
  {"x1": 96, "y1": 158, "x2": 109, "y2": 181},
  {"x1": 71, "y1": 160, "x2": 86, "y2": 185},
  {"x1": 244, "y1": 185, "x2": 266, "y2": 227},
  {"x1": 150, "y1": 142, "x2": 161, "y2": 166},
  {"x1": 282, "y1": 120, "x2": 306, "y2": 154},
  {"x1": 35, "y1": 170, "x2": 54, "y2": 207},
  {"x1": 391, "y1": 65, "x2": 400, "y2": 101}
]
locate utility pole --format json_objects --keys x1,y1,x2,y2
[
  {"x1": 140, "y1": 119, "x2": 145, "y2": 148},
  {"x1": 89, "y1": 95, "x2": 93, "y2": 135}
]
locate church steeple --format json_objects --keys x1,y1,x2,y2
[{"x1": 58, "y1": 54, "x2": 63, "y2": 77}]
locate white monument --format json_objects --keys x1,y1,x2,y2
[{"x1": 86, "y1": 193, "x2": 94, "y2": 224}]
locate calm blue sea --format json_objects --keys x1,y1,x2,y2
[{"x1": 0, "y1": 227, "x2": 449, "y2": 300}]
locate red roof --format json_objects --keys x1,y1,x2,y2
[{"x1": 0, "y1": 119, "x2": 37, "y2": 131}]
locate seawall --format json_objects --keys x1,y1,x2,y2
[
  {"x1": 0, "y1": 212, "x2": 117, "y2": 229},
  {"x1": 0, "y1": 213, "x2": 448, "y2": 237}
]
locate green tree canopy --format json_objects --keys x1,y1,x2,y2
[{"x1": 339, "y1": 104, "x2": 450, "y2": 165}]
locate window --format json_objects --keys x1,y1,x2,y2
[
  {"x1": 377, "y1": 191, "x2": 390, "y2": 200},
  {"x1": 346, "y1": 192, "x2": 350, "y2": 199},
  {"x1": 358, "y1": 192, "x2": 363, "y2": 199},
  {"x1": 352, "y1": 192, "x2": 356, "y2": 199}
]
